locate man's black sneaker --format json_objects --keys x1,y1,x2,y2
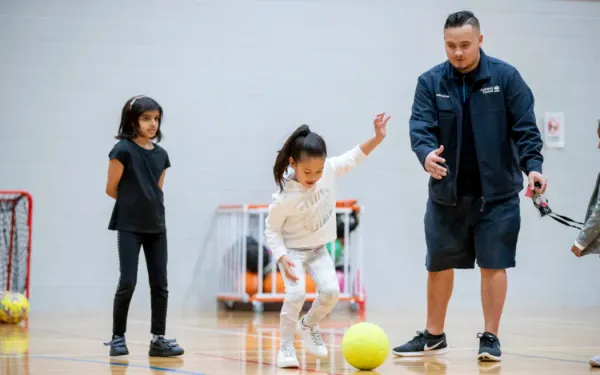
[
  {"x1": 477, "y1": 332, "x2": 501, "y2": 362},
  {"x1": 149, "y1": 337, "x2": 185, "y2": 357},
  {"x1": 104, "y1": 335, "x2": 129, "y2": 356},
  {"x1": 392, "y1": 330, "x2": 449, "y2": 357}
]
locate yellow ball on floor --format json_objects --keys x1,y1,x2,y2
[
  {"x1": 0, "y1": 292, "x2": 30, "y2": 325},
  {"x1": 341, "y1": 321, "x2": 389, "y2": 370}
]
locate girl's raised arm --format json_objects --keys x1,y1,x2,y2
[{"x1": 328, "y1": 112, "x2": 390, "y2": 177}]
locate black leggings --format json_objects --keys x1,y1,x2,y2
[{"x1": 112, "y1": 231, "x2": 168, "y2": 336}]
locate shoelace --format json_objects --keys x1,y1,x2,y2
[
  {"x1": 409, "y1": 331, "x2": 427, "y2": 344},
  {"x1": 309, "y1": 329, "x2": 324, "y2": 346},
  {"x1": 300, "y1": 317, "x2": 324, "y2": 346},
  {"x1": 477, "y1": 333, "x2": 498, "y2": 347},
  {"x1": 281, "y1": 346, "x2": 296, "y2": 358}
]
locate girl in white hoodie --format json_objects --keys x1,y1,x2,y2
[{"x1": 265, "y1": 113, "x2": 390, "y2": 368}]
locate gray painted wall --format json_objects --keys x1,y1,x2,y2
[{"x1": 1, "y1": 0, "x2": 599, "y2": 315}]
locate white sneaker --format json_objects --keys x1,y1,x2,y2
[
  {"x1": 277, "y1": 346, "x2": 299, "y2": 368},
  {"x1": 590, "y1": 354, "x2": 600, "y2": 367},
  {"x1": 297, "y1": 316, "x2": 328, "y2": 357}
]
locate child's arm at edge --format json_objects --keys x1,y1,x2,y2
[{"x1": 574, "y1": 199, "x2": 600, "y2": 251}]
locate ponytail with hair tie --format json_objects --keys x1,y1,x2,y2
[{"x1": 272, "y1": 124, "x2": 327, "y2": 191}]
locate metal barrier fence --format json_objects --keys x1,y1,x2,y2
[{"x1": 215, "y1": 200, "x2": 366, "y2": 313}]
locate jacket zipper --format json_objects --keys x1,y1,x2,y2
[
  {"x1": 449, "y1": 77, "x2": 467, "y2": 208},
  {"x1": 462, "y1": 77, "x2": 485, "y2": 212},
  {"x1": 466, "y1": 76, "x2": 488, "y2": 212}
]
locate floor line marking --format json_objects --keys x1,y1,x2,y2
[{"x1": 7, "y1": 354, "x2": 206, "y2": 375}]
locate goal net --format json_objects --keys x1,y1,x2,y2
[{"x1": 0, "y1": 191, "x2": 32, "y2": 298}]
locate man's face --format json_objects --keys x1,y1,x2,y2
[{"x1": 444, "y1": 24, "x2": 482, "y2": 73}]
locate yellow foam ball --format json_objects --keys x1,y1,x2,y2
[
  {"x1": 341, "y1": 322, "x2": 389, "y2": 371},
  {"x1": 0, "y1": 292, "x2": 30, "y2": 325}
]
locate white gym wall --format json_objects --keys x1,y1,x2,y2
[{"x1": 1, "y1": 0, "x2": 599, "y2": 314}]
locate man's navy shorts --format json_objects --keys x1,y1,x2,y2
[{"x1": 424, "y1": 194, "x2": 521, "y2": 272}]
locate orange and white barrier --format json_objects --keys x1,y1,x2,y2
[{"x1": 215, "y1": 200, "x2": 366, "y2": 313}]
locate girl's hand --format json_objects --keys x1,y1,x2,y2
[
  {"x1": 279, "y1": 255, "x2": 299, "y2": 282},
  {"x1": 374, "y1": 112, "x2": 391, "y2": 140}
]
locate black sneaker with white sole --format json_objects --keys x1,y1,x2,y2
[
  {"x1": 392, "y1": 330, "x2": 449, "y2": 357},
  {"x1": 477, "y1": 332, "x2": 501, "y2": 362}
]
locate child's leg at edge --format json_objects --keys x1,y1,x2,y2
[
  {"x1": 279, "y1": 250, "x2": 307, "y2": 348},
  {"x1": 113, "y1": 231, "x2": 143, "y2": 336},
  {"x1": 303, "y1": 246, "x2": 340, "y2": 327}
]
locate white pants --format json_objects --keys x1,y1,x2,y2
[{"x1": 279, "y1": 246, "x2": 340, "y2": 345}]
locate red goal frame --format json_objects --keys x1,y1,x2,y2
[{"x1": 0, "y1": 190, "x2": 33, "y2": 299}]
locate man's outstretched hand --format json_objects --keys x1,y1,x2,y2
[{"x1": 424, "y1": 146, "x2": 447, "y2": 180}]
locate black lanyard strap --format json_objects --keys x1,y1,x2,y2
[{"x1": 547, "y1": 212, "x2": 583, "y2": 230}]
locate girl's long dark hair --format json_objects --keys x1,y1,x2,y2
[
  {"x1": 273, "y1": 125, "x2": 327, "y2": 191},
  {"x1": 116, "y1": 95, "x2": 164, "y2": 142}
]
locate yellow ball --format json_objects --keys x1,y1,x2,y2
[
  {"x1": 0, "y1": 292, "x2": 30, "y2": 325},
  {"x1": 341, "y1": 322, "x2": 390, "y2": 371}
]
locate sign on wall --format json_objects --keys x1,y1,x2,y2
[{"x1": 543, "y1": 112, "x2": 565, "y2": 149}]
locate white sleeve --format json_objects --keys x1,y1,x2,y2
[
  {"x1": 326, "y1": 144, "x2": 368, "y2": 177},
  {"x1": 264, "y1": 199, "x2": 288, "y2": 262}
]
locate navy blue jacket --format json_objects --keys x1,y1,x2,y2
[{"x1": 409, "y1": 50, "x2": 544, "y2": 206}]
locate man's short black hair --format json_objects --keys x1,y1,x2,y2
[{"x1": 444, "y1": 11, "x2": 480, "y2": 30}]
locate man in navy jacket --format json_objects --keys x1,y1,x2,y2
[{"x1": 392, "y1": 11, "x2": 547, "y2": 362}]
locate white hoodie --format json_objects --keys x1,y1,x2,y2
[{"x1": 264, "y1": 144, "x2": 368, "y2": 262}]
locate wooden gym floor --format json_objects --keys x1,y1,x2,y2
[{"x1": 1, "y1": 306, "x2": 599, "y2": 374}]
